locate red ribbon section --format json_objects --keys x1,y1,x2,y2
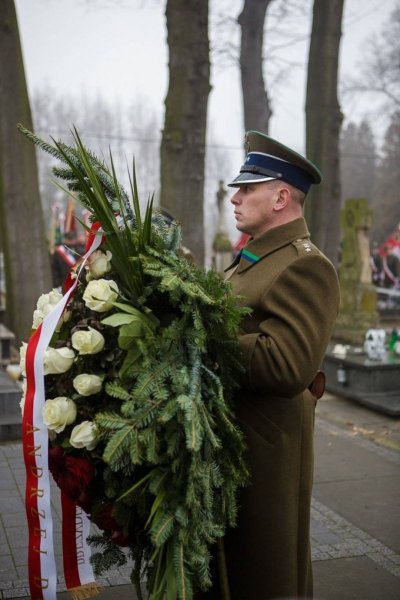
[{"x1": 22, "y1": 324, "x2": 47, "y2": 599}]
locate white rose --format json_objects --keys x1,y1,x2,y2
[
  {"x1": 32, "y1": 309, "x2": 44, "y2": 329},
  {"x1": 86, "y1": 250, "x2": 112, "y2": 279},
  {"x1": 42, "y1": 397, "x2": 77, "y2": 433},
  {"x1": 37, "y1": 288, "x2": 63, "y2": 312},
  {"x1": 19, "y1": 342, "x2": 28, "y2": 377},
  {"x1": 70, "y1": 420, "x2": 98, "y2": 450},
  {"x1": 71, "y1": 327, "x2": 105, "y2": 355},
  {"x1": 83, "y1": 279, "x2": 119, "y2": 312},
  {"x1": 73, "y1": 373, "x2": 103, "y2": 396},
  {"x1": 20, "y1": 378, "x2": 27, "y2": 415},
  {"x1": 43, "y1": 347, "x2": 75, "y2": 375},
  {"x1": 32, "y1": 289, "x2": 69, "y2": 330}
]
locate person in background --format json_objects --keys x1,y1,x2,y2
[
  {"x1": 50, "y1": 231, "x2": 86, "y2": 289},
  {"x1": 370, "y1": 242, "x2": 384, "y2": 287},
  {"x1": 197, "y1": 131, "x2": 340, "y2": 600},
  {"x1": 383, "y1": 246, "x2": 400, "y2": 289}
]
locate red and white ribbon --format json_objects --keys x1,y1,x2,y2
[
  {"x1": 55, "y1": 244, "x2": 77, "y2": 268},
  {"x1": 62, "y1": 494, "x2": 97, "y2": 589},
  {"x1": 22, "y1": 227, "x2": 103, "y2": 599}
]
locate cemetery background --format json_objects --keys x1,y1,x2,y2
[{"x1": 0, "y1": 0, "x2": 399, "y2": 598}]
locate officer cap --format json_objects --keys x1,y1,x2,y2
[{"x1": 228, "y1": 130, "x2": 322, "y2": 193}]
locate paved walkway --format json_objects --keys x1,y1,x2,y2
[{"x1": 1, "y1": 393, "x2": 399, "y2": 599}]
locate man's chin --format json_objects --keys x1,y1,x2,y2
[{"x1": 236, "y1": 223, "x2": 248, "y2": 234}]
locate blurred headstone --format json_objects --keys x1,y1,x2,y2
[
  {"x1": 0, "y1": 324, "x2": 21, "y2": 440},
  {"x1": 0, "y1": 324, "x2": 15, "y2": 366},
  {"x1": 334, "y1": 198, "x2": 379, "y2": 344},
  {"x1": 0, "y1": 365, "x2": 21, "y2": 441}
]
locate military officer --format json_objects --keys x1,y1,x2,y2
[{"x1": 198, "y1": 131, "x2": 340, "y2": 599}]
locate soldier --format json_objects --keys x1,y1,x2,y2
[{"x1": 198, "y1": 131, "x2": 340, "y2": 599}]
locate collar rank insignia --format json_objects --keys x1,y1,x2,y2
[{"x1": 241, "y1": 248, "x2": 260, "y2": 264}]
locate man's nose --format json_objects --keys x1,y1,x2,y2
[{"x1": 231, "y1": 190, "x2": 241, "y2": 205}]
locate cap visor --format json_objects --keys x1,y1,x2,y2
[{"x1": 227, "y1": 173, "x2": 276, "y2": 187}]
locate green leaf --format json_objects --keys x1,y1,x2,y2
[
  {"x1": 166, "y1": 542, "x2": 178, "y2": 600},
  {"x1": 119, "y1": 319, "x2": 148, "y2": 349},
  {"x1": 145, "y1": 490, "x2": 166, "y2": 529},
  {"x1": 119, "y1": 347, "x2": 143, "y2": 379},
  {"x1": 117, "y1": 471, "x2": 152, "y2": 501},
  {"x1": 101, "y1": 313, "x2": 137, "y2": 327},
  {"x1": 109, "y1": 301, "x2": 149, "y2": 315}
]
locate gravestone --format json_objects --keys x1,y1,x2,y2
[
  {"x1": 334, "y1": 198, "x2": 379, "y2": 345},
  {"x1": 0, "y1": 367, "x2": 22, "y2": 440},
  {"x1": 324, "y1": 199, "x2": 400, "y2": 415},
  {"x1": 0, "y1": 324, "x2": 22, "y2": 440}
]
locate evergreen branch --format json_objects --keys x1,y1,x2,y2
[
  {"x1": 95, "y1": 412, "x2": 132, "y2": 431},
  {"x1": 87, "y1": 533, "x2": 127, "y2": 575},
  {"x1": 17, "y1": 123, "x2": 66, "y2": 162},
  {"x1": 151, "y1": 513, "x2": 175, "y2": 547},
  {"x1": 173, "y1": 541, "x2": 191, "y2": 600},
  {"x1": 101, "y1": 423, "x2": 139, "y2": 468},
  {"x1": 105, "y1": 382, "x2": 132, "y2": 402}
]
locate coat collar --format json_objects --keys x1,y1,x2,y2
[{"x1": 227, "y1": 218, "x2": 310, "y2": 274}]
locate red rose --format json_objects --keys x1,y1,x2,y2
[
  {"x1": 76, "y1": 491, "x2": 93, "y2": 514},
  {"x1": 49, "y1": 446, "x2": 95, "y2": 503},
  {"x1": 92, "y1": 503, "x2": 132, "y2": 546},
  {"x1": 111, "y1": 529, "x2": 132, "y2": 547},
  {"x1": 48, "y1": 445, "x2": 65, "y2": 470},
  {"x1": 92, "y1": 503, "x2": 120, "y2": 532}
]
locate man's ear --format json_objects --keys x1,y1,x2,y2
[{"x1": 273, "y1": 187, "x2": 290, "y2": 212}]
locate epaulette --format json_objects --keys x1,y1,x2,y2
[{"x1": 292, "y1": 238, "x2": 318, "y2": 256}]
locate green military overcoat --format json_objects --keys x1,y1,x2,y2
[{"x1": 199, "y1": 218, "x2": 340, "y2": 600}]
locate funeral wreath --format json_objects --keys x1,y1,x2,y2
[{"x1": 19, "y1": 125, "x2": 249, "y2": 600}]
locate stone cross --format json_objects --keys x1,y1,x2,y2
[{"x1": 335, "y1": 198, "x2": 379, "y2": 344}]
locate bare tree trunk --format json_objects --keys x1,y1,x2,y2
[
  {"x1": 160, "y1": 0, "x2": 211, "y2": 265},
  {"x1": 0, "y1": 0, "x2": 52, "y2": 341},
  {"x1": 304, "y1": 0, "x2": 344, "y2": 267},
  {"x1": 238, "y1": 0, "x2": 274, "y2": 134}
]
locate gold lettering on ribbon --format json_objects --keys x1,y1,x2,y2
[
  {"x1": 26, "y1": 423, "x2": 40, "y2": 434},
  {"x1": 34, "y1": 576, "x2": 49, "y2": 589},
  {"x1": 30, "y1": 506, "x2": 46, "y2": 519},
  {"x1": 30, "y1": 465, "x2": 44, "y2": 478},
  {"x1": 34, "y1": 526, "x2": 47, "y2": 539},
  {"x1": 75, "y1": 508, "x2": 85, "y2": 564},
  {"x1": 28, "y1": 444, "x2": 42, "y2": 457},
  {"x1": 30, "y1": 488, "x2": 44, "y2": 499},
  {"x1": 33, "y1": 545, "x2": 48, "y2": 555}
]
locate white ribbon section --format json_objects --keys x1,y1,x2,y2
[{"x1": 76, "y1": 505, "x2": 96, "y2": 584}]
